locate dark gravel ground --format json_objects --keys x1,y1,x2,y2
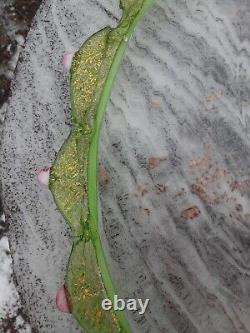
[
  {"x1": 0, "y1": 0, "x2": 41, "y2": 108},
  {"x1": 0, "y1": 1, "x2": 41, "y2": 331}
]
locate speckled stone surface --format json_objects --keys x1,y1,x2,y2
[{"x1": 1, "y1": 0, "x2": 250, "y2": 332}]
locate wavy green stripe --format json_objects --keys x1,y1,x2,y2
[{"x1": 50, "y1": 1, "x2": 153, "y2": 332}]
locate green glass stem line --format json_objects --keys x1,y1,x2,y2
[{"x1": 87, "y1": 1, "x2": 153, "y2": 331}]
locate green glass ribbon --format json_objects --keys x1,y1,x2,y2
[{"x1": 49, "y1": 1, "x2": 153, "y2": 332}]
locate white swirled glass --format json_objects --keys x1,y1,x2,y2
[{"x1": 1, "y1": 0, "x2": 250, "y2": 332}]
